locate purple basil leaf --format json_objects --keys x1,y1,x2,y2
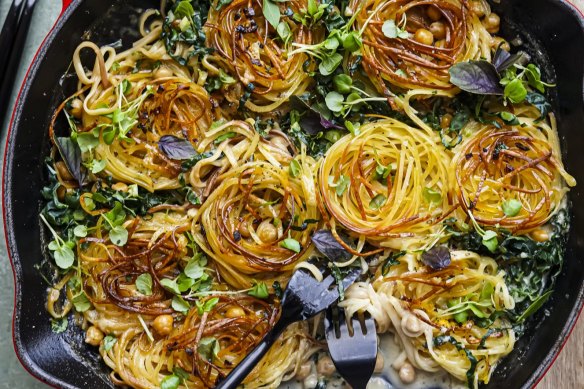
[
  {"x1": 493, "y1": 48, "x2": 529, "y2": 73},
  {"x1": 158, "y1": 135, "x2": 197, "y2": 160},
  {"x1": 55, "y1": 137, "x2": 85, "y2": 186},
  {"x1": 320, "y1": 116, "x2": 343, "y2": 130},
  {"x1": 311, "y1": 230, "x2": 352, "y2": 262},
  {"x1": 421, "y1": 246, "x2": 451, "y2": 270},
  {"x1": 449, "y1": 61, "x2": 504, "y2": 95}
]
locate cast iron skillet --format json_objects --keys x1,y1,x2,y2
[{"x1": 3, "y1": 0, "x2": 584, "y2": 388}]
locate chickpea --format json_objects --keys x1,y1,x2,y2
[
  {"x1": 426, "y1": 5, "x2": 442, "y2": 21},
  {"x1": 491, "y1": 36, "x2": 511, "y2": 52},
  {"x1": 399, "y1": 362, "x2": 416, "y2": 384},
  {"x1": 85, "y1": 325, "x2": 104, "y2": 346},
  {"x1": 483, "y1": 12, "x2": 501, "y2": 34},
  {"x1": 316, "y1": 355, "x2": 336, "y2": 376},
  {"x1": 374, "y1": 352, "x2": 385, "y2": 373},
  {"x1": 257, "y1": 220, "x2": 278, "y2": 243},
  {"x1": 303, "y1": 374, "x2": 318, "y2": 389},
  {"x1": 111, "y1": 182, "x2": 128, "y2": 192},
  {"x1": 152, "y1": 314, "x2": 174, "y2": 336},
  {"x1": 531, "y1": 228, "x2": 550, "y2": 242},
  {"x1": 238, "y1": 221, "x2": 251, "y2": 238},
  {"x1": 154, "y1": 65, "x2": 173, "y2": 79},
  {"x1": 55, "y1": 161, "x2": 75, "y2": 181},
  {"x1": 295, "y1": 361, "x2": 312, "y2": 380},
  {"x1": 226, "y1": 306, "x2": 245, "y2": 318},
  {"x1": 70, "y1": 98, "x2": 84, "y2": 119},
  {"x1": 469, "y1": 1, "x2": 486, "y2": 18},
  {"x1": 441, "y1": 113, "x2": 453, "y2": 129},
  {"x1": 434, "y1": 39, "x2": 446, "y2": 48},
  {"x1": 429, "y1": 21, "x2": 446, "y2": 40},
  {"x1": 414, "y1": 29, "x2": 434, "y2": 46}
]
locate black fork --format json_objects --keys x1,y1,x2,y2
[
  {"x1": 215, "y1": 266, "x2": 361, "y2": 388},
  {"x1": 325, "y1": 306, "x2": 378, "y2": 389}
]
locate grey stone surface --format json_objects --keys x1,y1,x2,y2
[{"x1": 0, "y1": 1, "x2": 59, "y2": 388}]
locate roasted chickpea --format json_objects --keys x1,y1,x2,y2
[
  {"x1": 70, "y1": 98, "x2": 83, "y2": 119},
  {"x1": 226, "y1": 306, "x2": 245, "y2": 318},
  {"x1": 426, "y1": 5, "x2": 442, "y2": 21},
  {"x1": 429, "y1": 21, "x2": 446, "y2": 40},
  {"x1": 85, "y1": 326, "x2": 104, "y2": 346},
  {"x1": 374, "y1": 352, "x2": 385, "y2": 373},
  {"x1": 152, "y1": 314, "x2": 174, "y2": 336},
  {"x1": 238, "y1": 221, "x2": 251, "y2": 238},
  {"x1": 441, "y1": 113, "x2": 453, "y2": 129},
  {"x1": 257, "y1": 220, "x2": 278, "y2": 243},
  {"x1": 154, "y1": 65, "x2": 173, "y2": 79},
  {"x1": 316, "y1": 356, "x2": 336, "y2": 376},
  {"x1": 469, "y1": 1, "x2": 486, "y2": 18},
  {"x1": 399, "y1": 362, "x2": 416, "y2": 384},
  {"x1": 531, "y1": 228, "x2": 550, "y2": 242},
  {"x1": 295, "y1": 361, "x2": 312, "y2": 380},
  {"x1": 414, "y1": 29, "x2": 434, "y2": 46},
  {"x1": 483, "y1": 12, "x2": 500, "y2": 34}
]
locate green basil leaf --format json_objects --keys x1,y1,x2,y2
[
  {"x1": 248, "y1": 282, "x2": 270, "y2": 299},
  {"x1": 136, "y1": 273, "x2": 153, "y2": 296},
  {"x1": 160, "y1": 278, "x2": 181, "y2": 295},
  {"x1": 280, "y1": 238, "x2": 301, "y2": 253},
  {"x1": 263, "y1": 0, "x2": 281, "y2": 29},
  {"x1": 504, "y1": 78, "x2": 527, "y2": 103},
  {"x1": 502, "y1": 199, "x2": 522, "y2": 217},
  {"x1": 369, "y1": 194, "x2": 387, "y2": 210},
  {"x1": 172, "y1": 295, "x2": 191, "y2": 314},
  {"x1": 72, "y1": 292, "x2": 91, "y2": 312},
  {"x1": 103, "y1": 335, "x2": 117, "y2": 351},
  {"x1": 325, "y1": 91, "x2": 344, "y2": 112},
  {"x1": 51, "y1": 317, "x2": 68, "y2": 333},
  {"x1": 160, "y1": 374, "x2": 181, "y2": 389},
  {"x1": 289, "y1": 159, "x2": 301, "y2": 177},
  {"x1": 109, "y1": 225, "x2": 128, "y2": 246},
  {"x1": 333, "y1": 74, "x2": 352, "y2": 94},
  {"x1": 423, "y1": 187, "x2": 442, "y2": 204}
]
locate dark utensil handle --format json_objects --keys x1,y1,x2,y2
[
  {"x1": 215, "y1": 319, "x2": 288, "y2": 389},
  {"x1": 0, "y1": 0, "x2": 26, "y2": 79},
  {"x1": 0, "y1": 0, "x2": 37, "y2": 126}
]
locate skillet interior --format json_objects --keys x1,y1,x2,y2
[{"x1": 4, "y1": 0, "x2": 583, "y2": 388}]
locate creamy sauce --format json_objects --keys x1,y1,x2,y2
[{"x1": 279, "y1": 332, "x2": 466, "y2": 389}]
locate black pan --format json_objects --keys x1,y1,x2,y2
[{"x1": 4, "y1": 0, "x2": 584, "y2": 388}]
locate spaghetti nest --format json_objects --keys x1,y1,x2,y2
[
  {"x1": 341, "y1": 250, "x2": 516, "y2": 387},
  {"x1": 166, "y1": 295, "x2": 278, "y2": 387},
  {"x1": 451, "y1": 108, "x2": 576, "y2": 232},
  {"x1": 205, "y1": 0, "x2": 319, "y2": 113},
  {"x1": 193, "y1": 158, "x2": 320, "y2": 289},
  {"x1": 319, "y1": 117, "x2": 453, "y2": 250},
  {"x1": 92, "y1": 78, "x2": 214, "y2": 192},
  {"x1": 350, "y1": 0, "x2": 492, "y2": 92}
]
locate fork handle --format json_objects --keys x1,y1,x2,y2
[{"x1": 215, "y1": 319, "x2": 288, "y2": 388}]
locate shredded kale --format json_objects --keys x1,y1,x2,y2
[
  {"x1": 162, "y1": 0, "x2": 212, "y2": 66},
  {"x1": 433, "y1": 335, "x2": 478, "y2": 388},
  {"x1": 447, "y1": 209, "x2": 569, "y2": 326}
]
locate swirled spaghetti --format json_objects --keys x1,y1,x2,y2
[
  {"x1": 451, "y1": 106, "x2": 576, "y2": 232},
  {"x1": 350, "y1": 0, "x2": 493, "y2": 92},
  {"x1": 319, "y1": 117, "x2": 453, "y2": 250},
  {"x1": 205, "y1": 0, "x2": 320, "y2": 113}
]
